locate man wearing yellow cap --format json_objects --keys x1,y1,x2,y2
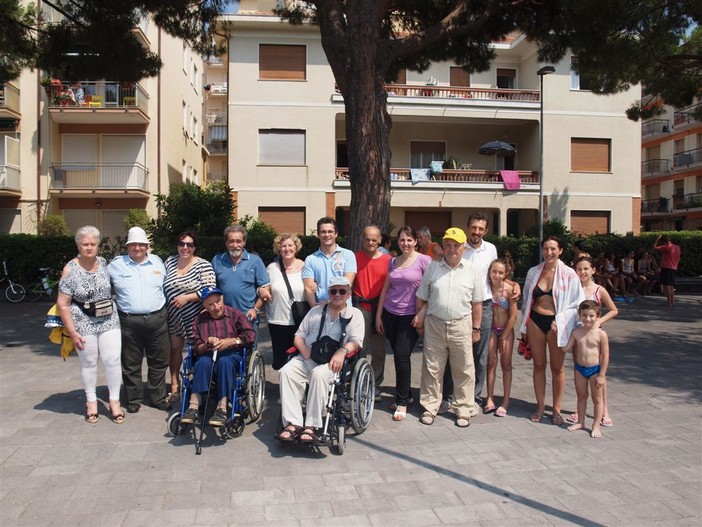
[{"x1": 414, "y1": 227, "x2": 483, "y2": 427}]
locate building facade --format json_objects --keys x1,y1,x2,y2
[{"x1": 220, "y1": 1, "x2": 642, "y2": 238}]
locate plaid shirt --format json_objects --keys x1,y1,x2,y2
[{"x1": 191, "y1": 305, "x2": 255, "y2": 352}]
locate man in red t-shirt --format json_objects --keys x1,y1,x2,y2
[
  {"x1": 354, "y1": 226, "x2": 391, "y2": 399},
  {"x1": 654, "y1": 234, "x2": 681, "y2": 307}
]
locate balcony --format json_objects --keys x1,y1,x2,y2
[
  {"x1": 47, "y1": 81, "x2": 149, "y2": 124},
  {"x1": 0, "y1": 83, "x2": 21, "y2": 121},
  {"x1": 641, "y1": 158, "x2": 670, "y2": 175},
  {"x1": 673, "y1": 192, "x2": 702, "y2": 210},
  {"x1": 334, "y1": 167, "x2": 539, "y2": 189},
  {"x1": 206, "y1": 142, "x2": 228, "y2": 155},
  {"x1": 49, "y1": 162, "x2": 149, "y2": 195},
  {"x1": 641, "y1": 198, "x2": 669, "y2": 214},
  {"x1": 641, "y1": 119, "x2": 670, "y2": 136},
  {"x1": 205, "y1": 83, "x2": 228, "y2": 96},
  {"x1": 205, "y1": 56, "x2": 224, "y2": 66},
  {"x1": 206, "y1": 171, "x2": 227, "y2": 182},
  {"x1": 673, "y1": 147, "x2": 701, "y2": 169},
  {"x1": 0, "y1": 164, "x2": 21, "y2": 195},
  {"x1": 673, "y1": 102, "x2": 702, "y2": 127},
  {"x1": 206, "y1": 112, "x2": 227, "y2": 125}
]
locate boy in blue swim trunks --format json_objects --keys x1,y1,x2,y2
[{"x1": 564, "y1": 300, "x2": 609, "y2": 438}]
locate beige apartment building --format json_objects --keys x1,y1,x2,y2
[
  {"x1": 0, "y1": 5, "x2": 204, "y2": 238},
  {"x1": 640, "y1": 101, "x2": 702, "y2": 231},
  {"x1": 220, "y1": 1, "x2": 642, "y2": 238}
]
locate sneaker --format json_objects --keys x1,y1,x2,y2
[
  {"x1": 180, "y1": 407, "x2": 199, "y2": 424},
  {"x1": 438, "y1": 399, "x2": 451, "y2": 414},
  {"x1": 208, "y1": 408, "x2": 228, "y2": 427}
]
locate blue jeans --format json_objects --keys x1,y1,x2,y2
[{"x1": 192, "y1": 350, "x2": 241, "y2": 400}]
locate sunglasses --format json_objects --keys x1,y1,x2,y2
[
  {"x1": 329, "y1": 288, "x2": 347, "y2": 296},
  {"x1": 177, "y1": 241, "x2": 195, "y2": 248}
]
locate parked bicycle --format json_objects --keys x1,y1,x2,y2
[
  {"x1": 1, "y1": 260, "x2": 26, "y2": 303},
  {"x1": 26, "y1": 267, "x2": 60, "y2": 302}
]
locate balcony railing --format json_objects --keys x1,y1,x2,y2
[
  {"x1": 0, "y1": 83, "x2": 20, "y2": 115},
  {"x1": 641, "y1": 159, "x2": 670, "y2": 174},
  {"x1": 46, "y1": 81, "x2": 148, "y2": 114},
  {"x1": 383, "y1": 84, "x2": 540, "y2": 102},
  {"x1": 641, "y1": 119, "x2": 670, "y2": 136},
  {"x1": 205, "y1": 56, "x2": 224, "y2": 65},
  {"x1": 673, "y1": 192, "x2": 702, "y2": 210},
  {"x1": 334, "y1": 168, "x2": 539, "y2": 185},
  {"x1": 206, "y1": 112, "x2": 227, "y2": 125},
  {"x1": 206, "y1": 142, "x2": 228, "y2": 155},
  {"x1": 50, "y1": 162, "x2": 149, "y2": 191},
  {"x1": 673, "y1": 147, "x2": 701, "y2": 168},
  {"x1": 673, "y1": 102, "x2": 702, "y2": 126},
  {"x1": 205, "y1": 83, "x2": 227, "y2": 95},
  {"x1": 206, "y1": 171, "x2": 227, "y2": 182},
  {"x1": 0, "y1": 164, "x2": 21, "y2": 190},
  {"x1": 641, "y1": 198, "x2": 669, "y2": 214}
]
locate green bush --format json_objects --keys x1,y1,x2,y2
[
  {"x1": 0, "y1": 234, "x2": 76, "y2": 283},
  {"x1": 38, "y1": 214, "x2": 70, "y2": 237}
]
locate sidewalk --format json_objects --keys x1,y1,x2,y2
[{"x1": 1, "y1": 295, "x2": 700, "y2": 526}]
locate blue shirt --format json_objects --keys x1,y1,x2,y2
[
  {"x1": 211, "y1": 250, "x2": 270, "y2": 313},
  {"x1": 302, "y1": 245, "x2": 357, "y2": 303},
  {"x1": 108, "y1": 254, "x2": 167, "y2": 314}
]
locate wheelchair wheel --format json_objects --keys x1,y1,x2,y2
[
  {"x1": 167, "y1": 413, "x2": 188, "y2": 437},
  {"x1": 246, "y1": 350, "x2": 265, "y2": 423},
  {"x1": 225, "y1": 415, "x2": 245, "y2": 438},
  {"x1": 349, "y1": 358, "x2": 374, "y2": 434},
  {"x1": 334, "y1": 422, "x2": 346, "y2": 455}
]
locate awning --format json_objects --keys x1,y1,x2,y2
[{"x1": 208, "y1": 125, "x2": 228, "y2": 142}]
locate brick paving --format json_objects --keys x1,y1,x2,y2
[{"x1": 0, "y1": 294, "x2": 700, "y2": 526}]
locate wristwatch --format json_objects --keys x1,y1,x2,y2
[{"x1": 472, "y1": 327, "x2": 481, "y2": 333}]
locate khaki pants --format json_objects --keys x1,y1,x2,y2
[
  {"x1": 279, "y1": 355, "x2": 335, "y2": 429},
  {"x1": 420, "y1": 314, "x2": 477, "y2": 418}
]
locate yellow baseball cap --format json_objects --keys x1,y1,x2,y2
[{"x1": 443, "y1": 227, "x2": 467, "y2": 244}]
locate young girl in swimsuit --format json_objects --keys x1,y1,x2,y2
[
  {"x1": 484, "y1": 259, "x2": 517, "y2": 417},
  {"x1": 570, "y1": 256, "x2": 618, "y2": 427}
]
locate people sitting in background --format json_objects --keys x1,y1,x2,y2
[
  {"x1": 620, "y1": 250, "x2": 644, "y2": 296},
  {"x1": 637, "y1": 251, "x2": 660, "y2": 295}
]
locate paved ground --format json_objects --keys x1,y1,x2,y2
[{"x1": 1, "y1": 294, "x2": 700, "y2": 526}]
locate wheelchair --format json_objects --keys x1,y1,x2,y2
[
  {"x1": 167, "y1": 343, "x2": 265, "y2": 454},
  {"x1": 276, "y1": 348, "x2": 375, "y2": 455}
]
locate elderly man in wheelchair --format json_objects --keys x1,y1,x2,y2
[
  {"x1": 180, "y1": 287, "x2": 255, "y2": 427},
  {"x1": 277, "y1": 276, "x2": 369, "y2": 444}
]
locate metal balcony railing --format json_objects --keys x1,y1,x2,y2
[
  {"x1": 0, "y1": 164, "x2": 21, "y2": 190},
  {"x1": 206, "y1": 143, "x2": 228, "y2": 155},
  {"x1": 641, "y1": 198, "x2": 669, "y2": 214},
  {"x1": 641, "y1": 159, "x2": 670, "y2": 174},
  {"x1": 334, "y1": 168, "x2": 539, "y2": 185},
  {"x1": 50, "y1": 162, "x2": 149, "y2": 191},
  {"x1": 673, "y1": 102, "x2": 702, "y2": 126},
  {"x1": 673, "y1": 147, "x2": 702, "y2": 168},
  {"x1": 673, "y1": 192, "x2": 702, "y2": 210},
  {"x1": 641, "y1": 119, "x2": 670, "y2": 135},
  {"x1": 45, "y1": 80, "x2": 148, "y2": 114}
]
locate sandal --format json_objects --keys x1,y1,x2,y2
[
  {"x1": 494, "y1": 406, "x2": 507, "y2": 417},
  {"x1": 298, "y1": 427, "x2": 317, "y2": 443},
  {"x1": 276, "y1": 424, "x2": 302, "y2": 442},
  {"x1": 392, "y1": 405, "x2": 407, "y2": 422},
  {"x1": 166, "y1": 392, "x2": 179, "y2": 404},
  {"x1": 601, "y1": 416, "x2": 613, "y2": 427},
  {"x1": 552, "y1": 412, "x2": 564, "y2": 426},
  {"x1": 85, "y1": 413, "x2": 99, "y2": 424},
  {"x1": 566, "y1": 412, "x2": 579, "y2": 423},
  {"x1": 420, "y1": 412, "x2": 435, "y2": 425},
  {"x1": 530, "y1": 409, "x2": 545, "y2": 422},
  {"x1": 110, "y1": 412, "x2": 125, "y2": 424},
  {"x1": 483, "y1": 403, "x2": 496, "y2": 414}
]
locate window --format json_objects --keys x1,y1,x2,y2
[
  {"x1": 570, "y1": 58, "x2": 598, "y2": 91},
  {"x1": 192, "y1": 117, "x2": 198, "y2": 144},
  {"x1": 182, "y1": 101, "x2": 187, "y2": 131},
  {"x1": 393, "y1": 69, "x2": 406, "y2": 84},
  {"x1": 259, "y1": 207, "x2": 306, "y2": 235},
  {"x1": 410, "y1": 141, "x2": 446, "y2": 168},
  {"x1": 496, "y1": 68, "x2": 516, "y2": 89},
  {"x1": 259, "y1": 129, "x2": 306, "y2": 165},
  {"x1": 571, "y1": 138, "x2": 611, "y2": 172},
  {"x1": 193, "y1": 64, "x2": 198, "y2": 92},
  {"x1": 259, "y1": 44, "x2": 306, "y2": 80},
  {"x1": 570, "y1": 211, "x2": 610, "y2": 235},
  {"x1": 450, "y1": 66, "x2": 470, "y2": 87},
  {"x1": 673, "y1": 180, "x2": 684, "y2": 197}
]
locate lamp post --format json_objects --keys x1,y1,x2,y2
[{"x1": 537, "y1": 65, "x2": 555, "y2": 260}]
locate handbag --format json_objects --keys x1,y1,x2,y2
[
  {"x1": 310, "y1": 304, "x2": 351, "y2": 364},
  {"x1": 279, "y1": 259, "x2": 310, "y2": 328}
]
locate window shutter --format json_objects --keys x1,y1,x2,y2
[
  {"x1": 259, "y1": 45, "x2": 306, "y2": 80},
  {"x1": 571, "y1": 138, "x2": 611, "y2": 172}
]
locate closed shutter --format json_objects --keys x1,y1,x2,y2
[
  {"x1": 259, "y1": 207, "x2": 306, "y2": 236},
  {"x1": 259, "y1": 44, "x2": 306, "y2": 80},
  {"x1": 404, "y1": 211, "x2": 452, "y2": 238},
  {"x1": 570, "y1": 211, "x2": 610, "y2": 235},
  {"x1": 259, "y1": 129, "x2": 305, "y2": 165},
  {"x1": 571, "y1": 138, "x2": 611, "y2": 172},
  {"x1": 394, "y1": 69, "x2": 406, "y2": 84},
  {"x1": 450, "y1": 67, "x2": 470, "y2": 87}
]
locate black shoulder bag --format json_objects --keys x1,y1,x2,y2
[
  {"x1": 310, "y1": 304, "x2": 351, "y2": 365},
  {"x1": 279, "y1": 259, "x2": 310, "y2": 329}
]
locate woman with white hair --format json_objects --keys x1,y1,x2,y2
[{"x1": 57, "y1": 226, "x2": 123, "y2": 424}]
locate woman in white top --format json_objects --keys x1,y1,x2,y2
[{"x1": 259, "y1": 234, "x2": 306, "y2": 370}]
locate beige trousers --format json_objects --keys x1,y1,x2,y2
[{"x1": 279, "y1": 355, "x2": 335, "y2": 429}]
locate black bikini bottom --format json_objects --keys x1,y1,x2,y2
[{"x1": 530, "y1": 310, "x2": 555, "y2": 335}]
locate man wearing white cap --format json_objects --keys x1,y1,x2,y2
[
  {"x1": 414, "y1": 227, "x2": 483, "y2": 428},
  {"x1": 108, "y1": 227, "x2": 170, "y2": 413}
]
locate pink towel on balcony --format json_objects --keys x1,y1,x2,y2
[{"x1": 500, "y1": 170, "x2": 520, "y2": 190}]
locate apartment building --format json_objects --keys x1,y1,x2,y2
[
  {"x1": 220, "y1": 1, "x2": 641, "y2": 238},
  {"x1": 640, "y1": 100, "x2": 702, "y2": 231},
  {"x1": 0, "y1": 4, "x2": 204, "y2": 238}
]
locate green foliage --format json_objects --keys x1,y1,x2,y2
[
  {"x1": 151, "y1": 181, "x2": 235, "y2": 256},
  {"x1": 123, "y1": 208, "x2": 151, "y2": 231},
  {"x1": 0, "y1": 0, "x2": 37, "y2": 82},
  {"x1": 237, "y1": 215, "x2": 280, "y2": 265},
  {"x1": 524, "y1": 219, "x2": 570, "y2": 239},
  {"x1": 0, "y1": 234, "x2": 75, "y2": 283},
  {"x1": 38, "y1": 214, "x2": 70, "y2": 237}
]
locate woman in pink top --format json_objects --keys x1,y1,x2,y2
[{"x1": 376, "y1": 226, "x2": 432, "y2": 421}]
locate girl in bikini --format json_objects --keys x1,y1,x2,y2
[
  {"x1": 569, "y1": 255, "x2": 618, "y2": 427},
  {"x1": 484, "y1": 259, "x2": 517, "y2": 417}
]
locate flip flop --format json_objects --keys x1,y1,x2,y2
[
  {"x1": 552, "y1": 413, "x2": 565, "y2": 426},
  {"x1": 530, "y1": 410, "x2": 545, "y2": 422},
  {"x1": 494, "y1": 406, "x2": 507, "y2": 417},
  {"x1": 483, "y1": 404, "x2": 496, "y2": 414},
  {"x1": 601, "y1": 417, "x2": 614, "y2": 427},
  {"x1": 566, "y1": 412, "x2": 579, "y2": 423}
]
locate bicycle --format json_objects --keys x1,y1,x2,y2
[
  {"x1": 26, "y1": 267, "x2": 60, "y2": 302},
  {"x1": 1, "y1": 260, "x2": 26, "y2": 303}
]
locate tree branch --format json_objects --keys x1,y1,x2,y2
[{"x1": 42, "y1": 0, "x2": 85, "y2": 26}]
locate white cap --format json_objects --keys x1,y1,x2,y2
[
  {"x1": 329, "y1": 276, "x2": 351, "y2": 287},
  {"x1": 126, "y1": 227, "x2": 149, "y2": 245}
]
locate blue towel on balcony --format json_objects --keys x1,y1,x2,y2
[{"x1": 410, "y1": 168, "x2": 430, "y2": 184}]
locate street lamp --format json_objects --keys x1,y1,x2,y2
[{"x1": 537, "y1": 65, "x2": 555, "y2": 260}]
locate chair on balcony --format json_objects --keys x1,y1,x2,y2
[{"x1": 88, "y1": 95, "x2": 103, "y2": 108}]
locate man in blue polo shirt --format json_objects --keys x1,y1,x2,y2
[
  {"x1": 302, "y1": 216, "x2": 356, "y2": 307},
  {"x1": 211, "y1": 224, "x2": 270, "y2": 348}
]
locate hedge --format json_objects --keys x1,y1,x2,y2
[{"x1": 2, "y1": 231, "x2": 700, "y2": 285}]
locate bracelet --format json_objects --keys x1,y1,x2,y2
[
  {"x1": 472, "y1": 327, "x2": 481, "y2": 332},
  {"x1": 341, "y1": 346, "x2": 351, "y2": 356}
]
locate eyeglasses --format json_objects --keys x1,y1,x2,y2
[
  {"x1": 329, "y1": 288, "x2": 347, "y2": 296},
  {"x1": 177, "y1": 241, "x2": 195, "y2": 248}
]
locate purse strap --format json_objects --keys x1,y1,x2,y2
[
  {"x1": 315, "y1": 303, "x2": 351, "y2": 344},
  {"x1": 279, "y1": 259, "x2": 295, "y2": 302}
]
